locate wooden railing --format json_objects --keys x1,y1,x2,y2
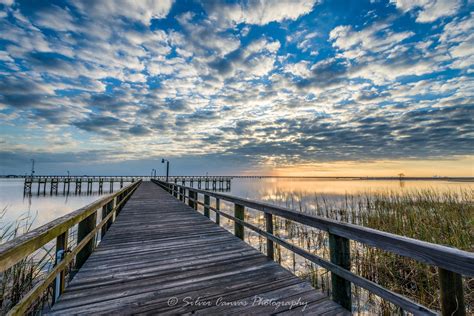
[
  {"x1": 0, "y1": 180, "x2": 142, "y2": 315},
  {"x1": 153, "y1": 179, "x2": 473, "y2": 316}
]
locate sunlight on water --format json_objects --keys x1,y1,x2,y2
[{"x1": 229, "y1": 178, "x2": 473, "y2": 201}]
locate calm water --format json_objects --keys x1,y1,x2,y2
[
  {"x1": 0, "y1": 177, "x2": 471, "y2": 235},
  {"x1": 230, "y1": 177, "x2": 472, "y2": 201},
  {"x1": 0, "y1": 179, "x2": 134, "y2": 234}
]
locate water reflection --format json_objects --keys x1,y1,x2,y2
[
  {"x1": 0, "y1": 179, "x2": 129, "y2": 232},
  {"x1": 229, "y1": 178, "x2": 472, "y2": 202}
]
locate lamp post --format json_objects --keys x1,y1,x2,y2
[{"x1": 161, "y1": 158, "x2": 169, "y2": 183}]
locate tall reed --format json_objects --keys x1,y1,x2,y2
[{"x1": 0, "y1": 207, "x2": 54, "y2": 313}]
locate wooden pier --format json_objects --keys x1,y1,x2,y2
[
  {"x1": 0, "y1": 181, "x2": 472, "y2": 315},
  {"x1": 48, "y1": 182, "x2": 345, "y2": 314},
  {"x1": 22, "y1": 176, "x2": 232, "y2": 195},
  {"x1": 23, "y1": 176, "x2": 139, "y2": 195}
]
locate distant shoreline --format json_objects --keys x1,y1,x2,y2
[{"x1": 1, "y1": 175, "x2": 473, "y2": 182}]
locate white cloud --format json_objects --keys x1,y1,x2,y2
[
  {"x1": 329, "y1": 23, "x2": 414, "y2": 59},
  {"x1": 33, "y1": 6, "x2": 77, "y2": 32},
  {"x1": 391, "y1": 0, "x2": 462, "y2": 23},
  {"x1": 207, "y1": 0, "x2": 317, "y2": 26},
  {"x1": 72, "y1": 0, "x2": 173, "y2": 25},
  {"x1": 176, "y1": 12, "x2": 241, "y2": 58},
  {"x1": 440, "y1": 14, "x2": 474, "y2": 44},
  {"x1": 438, "y1": 14, "x2": 474, "y2": 70},
  {"x1": 284, "y1": 61, "x2": 312, "y2": 78}
]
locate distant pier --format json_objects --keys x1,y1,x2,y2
[{"x1": 22, "y1": 175, "x2": 232, "y2": 195}]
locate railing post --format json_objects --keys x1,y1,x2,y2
[
  {"x1": 265, "y1": 213, "x2": 274, "y2": 260},
  {"x1": 116, "y1": 192, "x2": 124, "y2": 214},
  {"x1": 101, "y1": 199, "x2": 114, "y2": 238},
  {"x1": 173, "y1": 184, "x2": 178, "y2": 198},
  {"x1": 204, "y1": 194, "x2": 210, "y2": 218},
  {"x1": 329, "y1": 233, "x2": 351, "y2": 311},
  {"x1": 438, "y1": 268, "x2": 465, "y2": 316},
  {"x1": 188, "y1": 190, "x2": 195, "y2": 209},
  {"x1": 100, "y1": 204, "x2": 107, "y2": 238},
  {"x1": 215, "y1": 198, "x2": 220, "y2": 225},
  {"x1": 234, "y1": 203, "x2": 244, "y2": 240},
  {"x1": 53, "y1": 231, "x2": 68, "y2": 303},
  {"x1": 75, "y1": 211, "x2": 97, "y2": 271},
  {"x1": 179, "y1": 187, "x2": 184, "y2": 201}
]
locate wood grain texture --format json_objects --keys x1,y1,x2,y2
[{"x1": 49, "y1": 182, "x2": 346, "y2": 315}]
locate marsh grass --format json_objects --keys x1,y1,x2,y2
[
  {"x1": 0, "y1": 207, "x2": 55, "y2": 314},
  {"x1": 258, "y1": 188, "x2": 474, "y2": 314}
]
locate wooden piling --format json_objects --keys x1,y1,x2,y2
[
  {"x1": 329, "y1": 233, "x2": 352, "y2": 311},
  {"x1": 52, "y1": 231, "x2": 68, "y2": 303},
  {"x1": 204, "y1": 195, "x2": 210, "y2": 218},
  {"x1": 265, "y1": 213, "x2": 274, "y2": 260},
  {"x1": 215, "y1": 198, "x2": 220, "y2": 225},
  {"x1": 75, "y1": 211, "x2": 97, "y2": 271},
  {"x1": 188, "y1": 190, "x2": 195, "y2": 209},
  {"x1": 438, "y1": 268, "x2": 465, "y2": 316},
  {"x1": 179, "y1": 187, "x2": 184, "y2": 201},
  {"x1": 234, "y1": 203, "x2": 244, "y2": 240}
]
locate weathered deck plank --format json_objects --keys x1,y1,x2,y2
[{"x1": 50, "y1": 182, "x2": 348, "y2": 315}]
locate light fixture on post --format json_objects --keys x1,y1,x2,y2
[{"x1": 161, "y1": 158, "x2": 169, "y2": 183}]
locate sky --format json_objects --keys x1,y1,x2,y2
[{"x1": 0, "y1": 0, "x2": 473, "y2": 176}]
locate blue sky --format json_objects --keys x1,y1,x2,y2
[{"x1": 0, "y1": 0, "x2": 473, "y2": 176}]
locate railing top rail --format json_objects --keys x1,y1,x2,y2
[
  {"x1": 154, "y1": 180, "x2": 474, "y2": 277},
  {"x1": 0, "y1": 181, "x2": 142, "y2": 271}
]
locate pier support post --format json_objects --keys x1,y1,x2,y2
[
  {"x1": 329, "y1": 233, "x2": 352, "y2": 311},
  {"x1": 438, "y1": 268, "x2": 465, "y2": 316},
  {"x1": 75, "y1": 211, "x2": 97, "y2": 271},
  {"x1": 53, "y1": 231, "x2": 68, "y2": 303},
  {"x1": 204, "y1": 195, "x2": 210, "y2": 218},
  {"x1": 265, "y1": 213, "x2": 274, "y2": 260},
  {"x1": 215, "y1": 198, "x2": 220, "y2": 225},
  {"x1": 188, "y1": 190, "x2": 196, "y2": 209},
  {"x1": 101, "y1": 200, "x2": 114, "y2": 238},
  {"x1": 234, "y1": 203, "x2": 244, "y2": 240},
  {"x1": 179, "y1": 187, "x2": 184, "y2": 201}
]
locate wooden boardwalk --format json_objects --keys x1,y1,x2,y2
[{"x1": 49, "y1": 182, "x2": 348, "y2": 315}]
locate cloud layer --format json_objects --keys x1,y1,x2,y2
[{"x1": 0, "y1": 0, "x2": 472, "y2": 174}]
